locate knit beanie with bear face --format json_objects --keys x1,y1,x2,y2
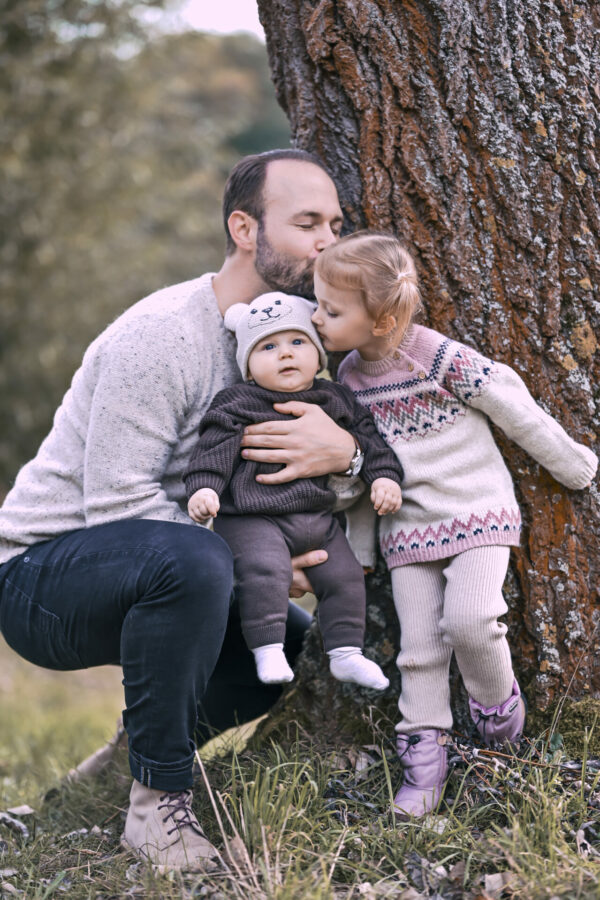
[{"x1": 223, "y1": 292, "x2": 327, "y2": 381}]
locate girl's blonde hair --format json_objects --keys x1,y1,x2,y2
[{"x1": 315, "y1": 232, "x2": 421, "y2": 347}]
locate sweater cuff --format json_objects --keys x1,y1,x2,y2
[
  {"x1": 184, "y1": 472, "x2": 225, "y2": 499},
  {"x1": 362, "y1": 466, "x2": 404, "y2": 486}
]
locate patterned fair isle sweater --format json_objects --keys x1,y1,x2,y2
[
  {"x1": 339, "y1": 324, "x2": 598, "y2": 569},
  {"x1": 184, "y1": 380, "x2": 404, "y2": 516}
]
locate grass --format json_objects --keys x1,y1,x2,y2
[{"x1": 1, "y1": 638, "x2": 600, "y2": 899}]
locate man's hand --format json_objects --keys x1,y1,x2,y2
[
  {"x1": 290, "y1": 549, "x2": 328, "y2": 598},
  {"x1": 240, "y1": 401, "x2": 356, "y2": 484},
  {"x1": 370, "y1": 478, "x2": 402, "y2": 516},
  {"x1": 188, "y1": 488, "x2": 220, "y2": 523}
]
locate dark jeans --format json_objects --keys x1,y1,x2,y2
[{"x1": 0, "y1": 519, "x2": 310, "y2": 791}]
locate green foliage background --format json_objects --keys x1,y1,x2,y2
[{"x1": 0, "y1": 0, "x2": 290, "y2": 491}]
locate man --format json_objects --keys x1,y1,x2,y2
[{"x1": 0, "y1": 150, "x2": 358, "y2": 870}]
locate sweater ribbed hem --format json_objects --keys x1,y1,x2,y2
[
  {"x1": 382, "y1": 508, "x2": 521, "y2": 567},
  {"x1": 245, "y1": 623, "x2": 288, "y2": 649},
  {"x1": 0, "y1": 541, "x2": 28, "y2": 566}
]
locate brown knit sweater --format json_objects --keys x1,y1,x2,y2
[{"x1": 183, "y1": 379, "x2": 404, "y2": 516}]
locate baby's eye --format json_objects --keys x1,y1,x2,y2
[
  {"x1": 263, "y1": 342, "x2": 276, "y2": 351},
  {"x1": 292, "y1": 338, "x2": 305, "y2": 345}
]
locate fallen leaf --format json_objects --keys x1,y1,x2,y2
[
  {"x1": 0, "y1": 813, "x2": 29, "y2": 840},
  {"x1": 484, "y1": 871, "x2": 513, "y2": 897},
  {"x1": 448, "y1": 860, "x2": 466, "y2": 883},
  {"x1": 353, "y1": 750, "x2": 377, "y2": 780},
  {"x1": 6, "y1": 807, "x2": 34, "y2": 818},
  {"x1": 576, "y1": 829, "x2": 591, "y2": 859},
  {"x1": 66, "y1": 718, "x2": 126, "y2": 783},
  {"x1": 224, "y1": 835, "x2": 249, "y2": 869}
]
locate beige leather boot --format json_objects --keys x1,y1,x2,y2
[{"x1": 121, "y1": 780, "x2": 219, "y2": 872}]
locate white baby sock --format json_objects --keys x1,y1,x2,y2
[
  {"x1": 328, "y1": 647, "x2": 389, "y2": 690},
  {"x1": 252, "y1": 643, "x2": 294, "y2": 684}
]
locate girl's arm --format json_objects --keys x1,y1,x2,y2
[{"x1": 448, "y1": 348, "x2": 598, "y2": 489}]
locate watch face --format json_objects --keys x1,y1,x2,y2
[{"x1": 352, "y1": 452, "x2": 364, "y2": 475}]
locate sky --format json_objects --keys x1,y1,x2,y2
[{"x1": 176, "y1": 0, "x2": 265, "y2": 40}]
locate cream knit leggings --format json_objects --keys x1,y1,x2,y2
[{"x1": 391, "y1": 545, "x2": 515, "y2": 733}]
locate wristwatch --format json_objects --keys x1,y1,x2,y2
[{"x1": 343, "y1": 442, "x2": 364, "y2": 476}]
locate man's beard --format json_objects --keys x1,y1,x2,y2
[{"x1": 255, "y1": 223, "x2": 316, "y2": 299}]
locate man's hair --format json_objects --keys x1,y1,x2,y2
[{"x1": 222, "y1": 149, "x2": 333, "y2": 255}]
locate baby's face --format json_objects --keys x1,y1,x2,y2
[{"x1": 247, "y1": 329, "x2": 321, "y2": 392}]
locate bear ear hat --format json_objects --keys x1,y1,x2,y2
[{"x1": 223, "y1": 303, "x2": 249, "y2": 333}]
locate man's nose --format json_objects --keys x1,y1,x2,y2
[{"x1": 314, "y1": 223, "x2": 338, "y2": 252}]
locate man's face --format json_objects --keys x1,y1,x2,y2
[{"x1": 254, "y1": 160, "x2": 344, "y2": 298}]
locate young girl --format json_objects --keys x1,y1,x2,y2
[{"x1": 312, "y1": 232, "x2": 598, "y2": 818}]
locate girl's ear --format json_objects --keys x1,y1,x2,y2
[
  {"x1": 227, "y1": 210, "x2": 258, "y2": 253},
  {"x1": 372, "y1": 314, "x2": 397, "y2": 337}
]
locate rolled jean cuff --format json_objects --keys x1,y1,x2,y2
[{"x1": 128, "y1": 746, "x2": 196, "y2": 792}]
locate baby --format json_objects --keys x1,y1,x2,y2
[{"x1": 184, "y1": 292, "x2": 404, "y2": 689}]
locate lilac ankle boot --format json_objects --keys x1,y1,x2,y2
[
  {"x1": 468, "y1": 680, "x2": 526, "y2": 749},
  {"x1": 392, "y1": 729, "x2": 449, "y2": 819}
]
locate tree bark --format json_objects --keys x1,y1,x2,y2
[{"x1": 256, "y1": 0, "x2": 600, "y2": 736}]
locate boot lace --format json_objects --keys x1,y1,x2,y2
[
  {"x1": 472, "y1": 709, "x2": 491, "y2": 741},
  {"x1": 396, "y1": 734, "x2": 421, "y2": 760},
  {"x1": 157, "y1": 790, "x2": 205, "y2": 838}
]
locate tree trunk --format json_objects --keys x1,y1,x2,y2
[{"x1": 256, "y1": 0, "x2": 600, "y2": 741}]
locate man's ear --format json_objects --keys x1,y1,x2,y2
[
  {"x1": 227, "y1": 211, "x2": 258, "y2": 253},
  {"x1": 372, "y1": 314, "x2": 397, "y2": 337}
]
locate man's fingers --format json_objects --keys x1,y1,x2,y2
[
  {"x1": 242, "y1": 447, "x2": 292, "y2": 463},
  {"x1": 289, "y1": 549, "x2": 327, "y2": 597},
  {"x1": 289, "y1": 574, "x2": 313, "y2": 598},
  {"x1": 271, "y1": 400, "x2": 309, "y2": 417},
  {"x1": 293, "y1": 549, "x2": 328, "y2": 569},
  {"x1": 241, "y1": 428, "x2": 293, "y2": 445},
  {"x1": 255, "y1": 465, "x2": 302, "y2": 485}
]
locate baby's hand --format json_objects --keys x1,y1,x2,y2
[
  {"x1": 188, "y1": 488, "x2": 220, "y2": 523},
  {"x1": 370, "y1": 477, "x2": 402, "y2": 516}
]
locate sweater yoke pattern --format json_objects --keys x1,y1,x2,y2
[{"x1": 348, "y1": 340, "x2": 494, "y2": 444}]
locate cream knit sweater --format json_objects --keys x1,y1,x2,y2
[
  {"x1": 339, "y1": 325, "x2": 598, "y2": 569},
  {"x1": 0, "y1": 274, "x2": 241, "y2": 564}
]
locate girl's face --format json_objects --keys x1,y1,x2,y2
[{"x1": 312, "y1": 273, "x2": 389, "y2": 360}]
